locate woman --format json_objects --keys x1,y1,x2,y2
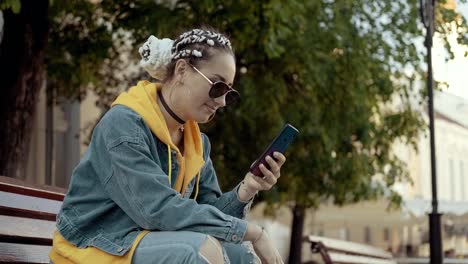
[{"x1": 49, "y1": 27, "x2": 286, "y2": 264}]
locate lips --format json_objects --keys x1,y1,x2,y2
[{"x1": 205, "y1": 104, "x2": 217, "y2": 113}]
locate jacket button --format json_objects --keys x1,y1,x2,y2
[
  {"x1": 231, "y1": 235, "x2": 238, "y2": 242},
  {"x1": 117, "y1": 247, "x2": 123, "y2": 253}
]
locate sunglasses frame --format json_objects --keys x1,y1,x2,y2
[{"x1": 189, "y1": 63, "x2": 240, "y2": 106}]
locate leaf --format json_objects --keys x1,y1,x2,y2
[{"x1": 0, "y1": 0, "x2": 21, "y2": 13}]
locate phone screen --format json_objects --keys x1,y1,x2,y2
[{"x1": 250, "y1": 123, "x2": 299, "y2": 177}]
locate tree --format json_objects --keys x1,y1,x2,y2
[
  {"x1": 2, "y1": 0, "x2": 467, "y2": 262},
  {"x1": 0, "y1": 0, "x2": 49, "y2": 177}
]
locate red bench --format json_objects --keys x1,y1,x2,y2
[{"x1": 0, "y1": 176, "x2": 65, "y2": 264}]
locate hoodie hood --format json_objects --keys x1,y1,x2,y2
[{"x1": 111, "y1": 80, "x2": 204, "y2": 195}]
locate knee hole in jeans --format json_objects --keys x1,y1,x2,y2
[{"x1": 198, "y1": 235, "x2": 224, "y2": 264}]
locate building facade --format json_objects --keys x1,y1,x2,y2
[{"x1": 302, "y1": 91, "x2": 468, "y2": 258}]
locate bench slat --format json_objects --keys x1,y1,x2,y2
[
  {"x1": 0, "y1": 215, "x2": 55, "y2": 242},
  {"x1": 0, "y1": 177, "x2": 63, "y2": 264},
  {"x1": 0, "y1": 205, "x2": 57, "y2": 221},
  {"x1": 306, "y1": 235, "x2": 393, "y2": 259},
  {"x1": 0, "y1": 242, "x2": 51, "y2": 264},
  {"x1": 0, "y1": 176, "x2": 65, "y2": 201},
  {"x1": 329, "y1": 252, "x2": 397, "y2": 264},
  {"x1": 0, "y1": 191, "x2": 62, "y2": 216}
]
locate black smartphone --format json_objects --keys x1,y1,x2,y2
[{"x1": 250, "y1": 123, "x2": 299, "y2": 177}]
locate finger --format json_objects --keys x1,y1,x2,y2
[
  {"x1": 259, "y1": 254, "x2": 268, "y2": 264},
  {"x1": 247, "y1": 172, "x2": 270, "y2": 190},
  {"x1": 265, "y1": 155, "x2": 280, "y2": 174},
  {"x1": 273, "y1": 152, "x2": 286, "y2": 166},
  {"x1": 259, "y1": 164, "x2": 277, "y2": 186},
  {"x1": 273, "y1": 251, "x2": 282, "y2": 264},
  {"x1": 245, "y1": 172, "x2": 263, "y2": 188},
  {"x1": 278, "y1": 252, "x2": 284, "y2": 264},
  {"x1": 254, "y1": 166, "x2": 271, "y2": 186}
]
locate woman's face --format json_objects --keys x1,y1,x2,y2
[{"x1": 178, "y1": 52, "x2": 236, "y2": 123}]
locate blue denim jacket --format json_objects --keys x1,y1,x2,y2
[{"x1": 56, "y1": 105, "x2": 251, "y2": 256}]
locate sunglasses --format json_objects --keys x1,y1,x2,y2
[{"x1": 189, "y1": 64, "x2": 240, "y2": 106}]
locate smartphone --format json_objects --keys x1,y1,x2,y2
[{"x1": 250, "y1": 123, "x2": 299, "y2": 177}]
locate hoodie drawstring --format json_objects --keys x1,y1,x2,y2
[
  {"x1": 167, "y1": 144, "x2": 201, "y2": 201},
  {"x1": 167, "y1": 145, "x2": 172, "y2": 186}
]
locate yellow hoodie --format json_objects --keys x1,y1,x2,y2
[
  {"x1": 50, "y1": 81, "x2": 205, "y2": 263},
  {"x1": 112, "y1": 80, "x2": 205, "y2": 195}
]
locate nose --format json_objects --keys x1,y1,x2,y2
[{"x1": 213, "y1": 94, "x2": 226, "y2": 107}]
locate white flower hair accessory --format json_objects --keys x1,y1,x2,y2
[{"x1": 139, "y1": 35, "x2": 174, "y2": 80}]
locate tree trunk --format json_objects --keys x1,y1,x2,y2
[
  {"x1": 0, "y1": 1, "x2": 49, "y2": 178},
  {"x1": 288, "y1": 203, "x2": 306, "y2": 264}
]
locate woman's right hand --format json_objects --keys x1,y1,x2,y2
[{"x1": 252, "y1": 229, "x2": 284, "y2": 264}]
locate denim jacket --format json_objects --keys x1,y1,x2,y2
[{"x1": 56, "y1": 105, "x2": 252, "y2": 256}]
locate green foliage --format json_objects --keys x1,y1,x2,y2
[
  {"x1": 0, "y1": 0, "x2": 20, "y2": 13},
  {"x1": 44, "y1": 0, "x2": 468, "y2": 209}
]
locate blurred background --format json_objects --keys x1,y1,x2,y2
[{"x1": 1, "y1": 0, "x2": 468, "y2": 263}]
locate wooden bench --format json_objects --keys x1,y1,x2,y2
[
  {"x1": 0, "y1": 175, "x2": 66, "y2": 264},
  {"x1": 303, "y1": 235, "x2": 397, "y2": 264}
]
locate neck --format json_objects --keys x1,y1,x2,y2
[{"x1": 157, "y1": 89, "x2": 185, "y2": 135}]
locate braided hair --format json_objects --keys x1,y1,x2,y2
[{"x1": 163, "y1": 28, "x2": 234, "y2": 82}]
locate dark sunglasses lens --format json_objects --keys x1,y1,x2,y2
[
  {"x1": 225, "y1": 91, "x2": 240, "y2": 105},
  {"x1": 209, "y1": 82, "x2": 240, "y2": 105},
  {"x1": 209, "y1": 82, "x2": 231, "y2": 98}
]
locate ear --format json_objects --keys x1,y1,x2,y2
[{"x1": 174, "y1": 59, "x2": 189, "y2": 83}]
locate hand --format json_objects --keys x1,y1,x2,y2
[
  {"x1": 237, "y1": 152, "x2": 286, "y2": 201},
  {"x1": 252, "y1": 229, "x2": 284, "y2": 264},
  {"x1": 247, "y1": 152, "x2": 286, "y2": 191}
]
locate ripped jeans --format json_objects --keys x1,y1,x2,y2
[{"x1": 131, "y1": 231, "x2": 261, "y2": 264}]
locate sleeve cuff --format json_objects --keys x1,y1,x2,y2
[
  {"x1": 234, "y1": 183, "x2": 256, "y2": 204},
  {"x1": 225, "y1": 217, "x2": 248, "y2": 244},
  {"x1": 221, "y1": 184, "x2": 255, "y2": 217}
]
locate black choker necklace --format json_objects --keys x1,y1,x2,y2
[{"x1": 158, "y1": 91, "x2": 186, "y2": 124}]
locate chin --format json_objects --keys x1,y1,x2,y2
[
  {"x1": 186, "y1": 109, "x2": 210, "y2": 123},
  {"x1": 197, "y1": 114, "x2": 213, "y2": 124},
  {"x1": 194, "y1": 108, "x2": 216, "y2": 123}
]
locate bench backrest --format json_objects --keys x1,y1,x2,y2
[
  {"x1": 0, "y1": 176, "x2": 65, "y2": 264},
  {"x1": 304, "y1": 235, "x2": 397, "y2": 264}
]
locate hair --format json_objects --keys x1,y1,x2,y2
[{"x1": 163, "y1": 27, "x2": 235, "y2": 83}]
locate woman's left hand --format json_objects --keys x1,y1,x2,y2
[{"x1": 238, "y1": 152, "x2": 286, "y2": 201}]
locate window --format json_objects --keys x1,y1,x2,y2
[
  {"x1": 449, "y1": 159, "x2": 455, "y2": 201},
  {"x1": 364, "y1": 226, "x2": 372, "y2": 244},
  {"x1": 383, "y1": 228, "x2": 390, "y2": 242},
  {"x1": 461, "y1": 161, "x2": 466, "y2": 201},
  {"x1": 340, "y1": 227, "x2": 350, "y2": 241},
  {"x1": 318, "y1": 225, "x2": 324, "y2": 236}
]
